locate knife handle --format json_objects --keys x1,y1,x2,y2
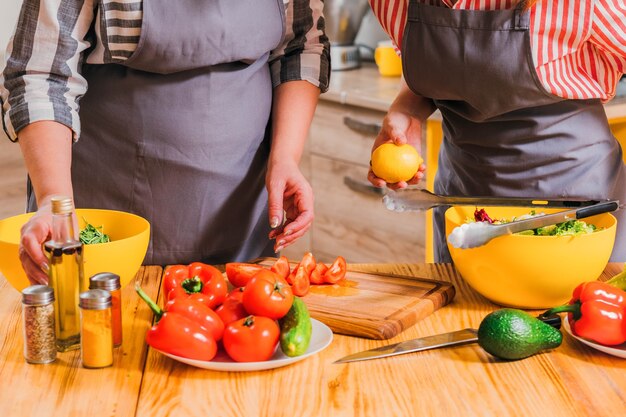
[
  {"x1": 575, "y1": 200, "x2": 619, "y2": 219},
  {"x1": 537, "y1": 313, "x2": 561, "y2": 329}
]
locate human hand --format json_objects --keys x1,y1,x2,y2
[
  {"x1": 19, "y1": 202, "x2": 54, "y2": 285},
  {"x1": 367, "y1": 110, "x2": 426, "y2": 190},
  {"x1": 266, "y1": 159, "x2": 314, "y2": 252}
]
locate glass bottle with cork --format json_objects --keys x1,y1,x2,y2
[
  {"x1": 44, "y1": 195, "x2": 87, "y2": 351},
  {"x1": 89, "y1": 272, "x2": 122, "y2": 347},
  {"x1": 79, "y1": 289, "x2": 114, "y2": 368}
]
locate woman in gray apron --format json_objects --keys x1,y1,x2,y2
[
  {"x1": 368, "y1": 0, "x2": 626, "y2": 262},
  {"x1": 2, "y1": 0, "x2": 329, "y2": 284}
]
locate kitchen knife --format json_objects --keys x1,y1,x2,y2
[
  {"x1": 333, "y1": 314, "x2": 562, "y2": 364},
  {"x1": 383, "y1": 188, "x2": 602, "y2": 212}
]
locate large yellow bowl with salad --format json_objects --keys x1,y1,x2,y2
[
  {"x1": 0, "y1": 209, "x2": 150, "y2": 292},
  {"x1": 445, "y1": 205, "x2": 616, "y2": 309}
]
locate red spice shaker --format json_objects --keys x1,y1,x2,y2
[{"x1": 89, "y1": 272, "x2": 122, "y2": 347}]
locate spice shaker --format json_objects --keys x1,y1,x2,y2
[
  {"x1": 22, "y1": 285, "x2": 56, "y2": 364},
  {"x1": 79, "y1": 289, "x2": 113, "y2": 368},
  {"x1": 44, "y1": 195, "x2": 86, "y2": 351},
  {"x1": 89, "y1": 272, "x2": 123, "y2": 347}
]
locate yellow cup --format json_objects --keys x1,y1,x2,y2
[{"x1": 374, "y1": 41, "x2": 402, "y2": 77}]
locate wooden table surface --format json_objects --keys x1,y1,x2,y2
[{"x1": 1, "y1": 263, "x2": 625, "y2": 417}]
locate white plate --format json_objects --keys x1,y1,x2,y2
[
  {"x1": 156, "y1": 318, "x2": 333, "y2": 371},
  {"x1": 563, "y1": 316, "x2": 626, "y2": 359}
]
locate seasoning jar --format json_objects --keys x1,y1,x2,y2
[
  {"x1": 89, "y1": 272, "x2": 122, "y2": 347},
  {"x1": 22, "y1": 285, "x2": 56, "y2": 364},
  {"x1": 79, "y1": 289, "x2": 113, "y2": 368}
]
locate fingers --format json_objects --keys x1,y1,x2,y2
[
  {"x1": 267, "y1": 180, "x2": 286, "y2": 230},
  {"x1": 19, "y1": 211, "x2": 53, "y2": 285},
  {"x1": 273, "y1": 222, "x2": 312, "y2": 253}
]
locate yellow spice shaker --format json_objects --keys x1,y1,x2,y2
[{"x1": 79, "y1": 289, "x2": 113, "y2": 368}]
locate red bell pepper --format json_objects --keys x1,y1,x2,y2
[
  {"x1": 136, "y1": 284, "x2": 225, "y2": 341},
  {"x1": 146, "y1": 311, "x2": 217, "y2": 361},
  {"x1": 164, "y1": 262, "x2": 228, "y2": 309},
  {"x1": 544, "y1": 281, "x2": 626, "y2": 346}
]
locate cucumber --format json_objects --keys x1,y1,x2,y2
[{"x1": 279, "y1": 297, "x2": 313, "y2": 357}]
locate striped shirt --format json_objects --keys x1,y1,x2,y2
[
  {"x1": 1, "y1": 0, "x2": 330, "y2": 141},
  {"x1": 370, "y1": 0, "x2": 626, "y2": 101}
]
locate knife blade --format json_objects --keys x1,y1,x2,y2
[
  {"x1": 333, "y1": 329, "x2": 478, "y2": 364},
  {"x1": 333, "y1": 314, "x2": 562, "y2": 364}
]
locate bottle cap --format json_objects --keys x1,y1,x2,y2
[
  {"x1": 79, "y1": 289, "x2": 112, "y2": 310},
  {"x1": 22, "y1": 285, "x2": 54, "y2": 305},
  {"x1": 50, "y1": 196, "x2": 73, "y2": 215},
  {"x1": 89, "y1": 272, "x2": 121, "y2": 291}
]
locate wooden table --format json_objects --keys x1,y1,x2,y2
[{"x1": 1, "y1": 263, "x2": 625, "y2": 417}]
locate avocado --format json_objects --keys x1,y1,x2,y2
[{"x1": 477, "y1": 308, "x2": 562, "y2": 360}]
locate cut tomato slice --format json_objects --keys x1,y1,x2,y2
[
  {"x1": 270, "y1": 255, "x2": 291, "y2": 280},
  {"x1": 291, "y1": 265, "x2": 311, "y2": 296},
  {"x1": 309, "y1": 262, "x2": 328, "y2": 285},
  {"x1": 323, "y1": 256, "x2": 347, "y2": 284},
  {"x1": 225, "y1": 263, "x2": 265, "y2": 288}
]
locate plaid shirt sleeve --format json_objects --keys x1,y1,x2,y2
[
  {"x1": 270, "y1": 0, "x2": 331, "y2": 93},
  {"x1": 1, "y1": 0, "x2": 95, "y2": 141}
]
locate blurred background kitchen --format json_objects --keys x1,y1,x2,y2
[{"x1": 1, "y1": 0, "x2": 626, "y2": 264}]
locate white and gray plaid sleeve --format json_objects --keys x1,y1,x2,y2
[
  {"x1": 270, "y1": 0, "x2": 330, "y2": 92},
  {"x1": 1, "y1": 0, "x2": 96, "y2": 141}
]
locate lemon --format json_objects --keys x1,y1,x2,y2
[{"x1": 371, "y1": 143, "x2": 423, "y2": 183}]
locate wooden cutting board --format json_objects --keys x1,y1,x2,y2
[{"x1": 253, "y1": 258, "x2": 456, "y2": 340}]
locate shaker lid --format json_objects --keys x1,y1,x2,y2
[
  {"x1": 79, "y1": 289, "x2": 112, "y2": 309},
  {"x1": 22, "y1": 285, "x2": 54, "y2": 305},
  {"x1": 89, "y1": 272, "x2": 121, "y2": 291}
]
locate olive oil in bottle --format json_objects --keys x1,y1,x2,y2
[{"x1": 44, "y1": 196, "x2": 87, "y2": 351}]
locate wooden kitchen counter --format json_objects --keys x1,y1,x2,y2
[{"x1": 1, "y1": 263, "x2": 625, "y2": 417}]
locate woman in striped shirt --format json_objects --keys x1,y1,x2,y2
[
  {"x1": 367, "y1": 0, "x2": 626, "y2": 262},
  {"x1": 1, "y1": 0, "x2": 330, "y2": 284}
]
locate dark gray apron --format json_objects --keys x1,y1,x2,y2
[
  {"x1": 402, "y1": 1, "x2": 626, "y2": 262},
  {"x1": 41, "y1": 0, "x2": 286, "y2": 265}
]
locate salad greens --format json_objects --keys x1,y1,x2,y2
[
  {"x1": 469, "y1": 208, "x2": 598, "y2": 236},
  {"x1": 79, "y1": 220, "x2": 111, "y2": 245}
]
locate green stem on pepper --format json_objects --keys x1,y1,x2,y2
[
  {"x1": 135, "y1": 284, "x2": 164, "y2": 321},
  {"x1": 542, "y1": 302, "x2": 582, "y2": 321}
]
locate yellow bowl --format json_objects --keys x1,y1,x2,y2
[
  {"x1": 445, "y1": 206, "x2": 616, "y2": 309},
  {"x1": 0, "y1": 209, "x2": 150, "y2": 292}
]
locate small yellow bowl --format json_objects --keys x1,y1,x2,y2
[
  {"x1": 445, "y1": 206, "x2": 616, "y2": 309},
  {"x1": 0, "y1": 209, "x2": 150, "y2": 292}
]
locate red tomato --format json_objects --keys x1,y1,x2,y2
[
  {"x1": 243, "y1": 269, "x2": 293, "y2": 319},
  {"x1": 215, "y1": 288, "x2": 248, "y2": 326},
  {"x1": 324, "y1": 256, "x2": 347, "y2": 284},
  {"x1": 270, "y1": 256, "x2": 291, "y2": 280},
  {"x1": 164, "y1": 297, "x2": 225, "y2": 341},
  {"x1": 291, "y1": 265, "x2": 311, "y2": 296},
  {"x1": 309, "y1": 262, "x2": 328, "y2": 285},
  {"x1": 225, "y1": 263, "x2": 265, "y2": 288},
  {"x1": 223, "y1": 315, "x2": 280, "y2": 362}
]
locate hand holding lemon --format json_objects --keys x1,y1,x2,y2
[{"x1": 371, "y1": 143, "x2": 423, "y2": 184}]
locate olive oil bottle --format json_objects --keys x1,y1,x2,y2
[{"x1": 44, "y1": 196, "x2": 87, "y2": 351}]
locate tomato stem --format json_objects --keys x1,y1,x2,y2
[{"x1": 243, "y1": 315, "x2": 255, "y2": 327}]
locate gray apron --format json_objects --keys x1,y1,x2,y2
[
  {"x1": 401, "y1": 1, "x2": 626, "y2": 262},
  {"x1": 37, "y1": 0, "x2": 286, "y2": 265}
]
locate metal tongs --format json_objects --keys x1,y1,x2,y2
[
  {"x1": 383, "y1": 188, "x2": 601, "y2": 212},
  {"x1": 447, "y1": 200, "x2": 621, "y2": 249}
]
